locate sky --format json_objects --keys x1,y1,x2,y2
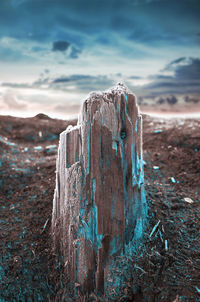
[{"x1": 0, "y1": 0, "x2": 200, "y2": 118}]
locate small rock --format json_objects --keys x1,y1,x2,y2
[
  {"x1": 13, "y1": 256, "x2": 22, "y2": 269},
  {"x1": 34, "y1": 146, "x2": 43, "y2": 151},
  {"x1": 154, "y1": 129, "x2": 163, "y2": 134},
  {"x1": 44, "y1": 144, "x2": 57, "y2": 154},
  {"x1": 173, "y1": 295, "x2": 181, "y2": 302},
  {"x1": 170, "y1": 177, "x2": 176, "y2": 183},
  {"x1": 184, "y1": 197, "x2": 194, "y2": 204}
]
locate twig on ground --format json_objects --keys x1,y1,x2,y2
[{"x1": 150, "y1": 220, "x2": 161, "y2": 238}]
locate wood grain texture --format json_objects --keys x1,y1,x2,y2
[{"x1": 52, "y1": 83, "x2": 147, "y2": 293}]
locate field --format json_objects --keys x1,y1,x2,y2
[{"x1": 0, "y1": 113, "x2": 200, "y2": 301}]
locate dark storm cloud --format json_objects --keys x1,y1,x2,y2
[
  {"x1": 0, "y1": 0, "x2": 200, "y2": 60},
  {"x1": 162, "y1": 57, "x2": 189, "y2": 72},
  {"x1": 163, "y1": 57, "x2": 200, "y2": 82},
  {"x1": 175, "y1": 58, "x2": 200, "y2": 80},
  {"x1": 141, "y1": 57, "x2": 200, "y2": 96},
  {"x1": 52, "y1": 41, "x2": 70, "y2": 52}
]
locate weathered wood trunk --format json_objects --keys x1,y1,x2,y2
[{"x1": 52, "y1": 83, "x2": 147, "y2": 294}]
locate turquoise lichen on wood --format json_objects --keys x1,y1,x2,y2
[{"x1": 52, "y1": 83, "x2": 147, "y2": 294}]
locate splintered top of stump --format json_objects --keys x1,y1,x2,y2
[
  {"x1": 84, "y1": 82, "x2": 131, "y2": 103},
  {"x1": 79, "y1": 82, "x2": 138, "y2": 124}
]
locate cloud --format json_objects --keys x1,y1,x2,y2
[
  {"x1": 155, "y1": 95, "x2": 200, "y2": 105},
  {"x1": 184, "y1": 95, "x2": 199, "y2": 103},
  {"x1": 0, "y1": 45, "x2": 30, "y2": 62},
  {"x1": 1, "y1": 82, "x2": 31, "y2": 89},
  {"x1": 52, "y1": 41, "x2": 82, "y2": 59},
  {"x1": 2, "y1": 77, "x2": 50, "y2": 89},
  {"x1": 163, "y1": 57, "x2": 191, "y2": 72},
  {"x1": 1, "y1": 90, "x2": 27, "y2": 110},
  {"x1": 128, "y1": 76, "x2": 142, "y2": 79},
  {"x1": 0, "y1": 36, "x2": 50, "y2": 63},
  {"x1": 52, "y1": 41, "x2": 70, "y2": 52},
  {"x1": 174, "y1": 58, "x2": 200, "y2": 80},
  {"x1": 139, "y1": 57, "x2": 200, "y2": 96},
  {"x1": 0, "y1": 0, "x2": 199, "y2": 47},
  {"x1": 52, "y1": 74, "x2": 94, "y2": 84},
  {"x1": 1, "y1": 55, "x2": 200, "y2": 116},
  {"x1": 2, "y1": 55, "x2": 200, "y2": 98},
  {"x1": 166, "y1": 57, "x2": 186, "y2": 66},
  {"x1": 0, "y1": 0, "x2": 199, "y2": 88},
  {"x1": 54, "y1": 104, "x2": 81, "y2": 115},
  {"x1": 50, "y1": 74, "x2": 115, "y2": 93},
  {"x1": 32, "y1": 46, "x2": 47, "y2": 53},
  {"x1": 69, "y1": 46, "x2": 81, "y2": 59},
  {"x1": 164, "y1": 96, "x2": 178, "y2": 105},
  {"x1": 0, "y1": 86, "x2": 83, "y2": 117},
  {"x1": 1, "y1": 72, "x2": 115, "y2": 94}
]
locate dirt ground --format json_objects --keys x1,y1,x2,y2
[{"x1": 0, "y1": 113, "x2": 200, "y2": 301}]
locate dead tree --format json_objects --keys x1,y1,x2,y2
[{"x1": 52, "y1": 83, "x2": 147, "y2": 294}]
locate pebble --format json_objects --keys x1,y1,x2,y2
[
  {"x1": 171, "y1": 177, "x2": 176, "y2": 183},
  {"x1": 184, "y1": 197, "x2": 194, "y2": 204},
  {"x1": 34, "y1": 146, "x2": 43, "y2": 151}
]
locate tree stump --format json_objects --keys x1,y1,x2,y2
[{"x1": 52, "y1": 83, "x2": 147, "y2": 294}]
